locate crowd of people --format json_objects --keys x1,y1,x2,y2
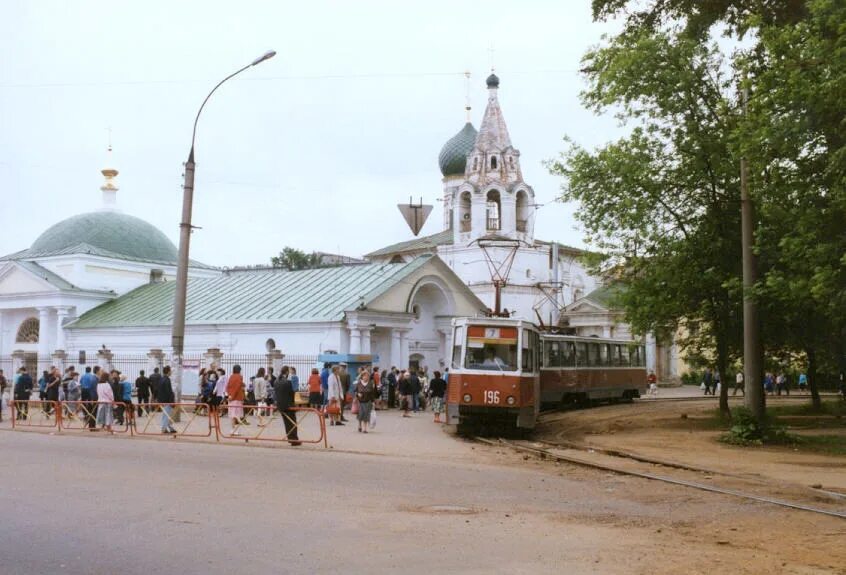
[
  {"x1": 1, "y1": 361, "x2": 450, "y2": 443},
  {"x1": 699, "y1": 367, "x2": 827, "y2": 397}
]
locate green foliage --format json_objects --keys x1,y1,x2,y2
[
  {"x1": 720, "y1": 407, "x2": 795, "y2": 446},
  {"x1": 270, "y1": 247, "x2": 324, "y2": 271}
]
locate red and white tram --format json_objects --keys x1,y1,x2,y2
[{"x1": 446, "y1": 316, "x2": 647, "y2": 432}]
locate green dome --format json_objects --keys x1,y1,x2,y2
[
  {"x1": 438, "y1": 122, "x2": 478, "y2": 177},
  {"x1": 30, "y1": 211, "x2": 178, "y2": 264}
]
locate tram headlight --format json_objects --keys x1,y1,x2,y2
[
  {"x1": 506, "y1": 395, "x2": 516, "y2": 405},
  {"x1": 463, "y1": 393, "x2": 472, "y2": 403}
]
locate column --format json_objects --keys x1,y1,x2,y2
[
  {"x1": 645, "y1": 333, "x2": 657, "y2": 375},
  {"x1": 11, "y1": 349, "x2": 26, "y2": 372},
  {"x1": 203, "y1": 347, "x2": 223, "y2": 370},
  {"x1": 360, "y1": 327, "x2": 372, "y2": 355},
  {"x1": 349, "y1": 327, "x2": 362, "y2": 354},
  {"x1": 97, "y1": 347, "x2": 114, "y2": 373},
  {"x1": 398, "y1": 329, "x2": 409, "y2": 369},
  {"x1": 0, "y1": 310, "x2": 5, "y2": 356},
  {"x1": 51, "y1": 350, "x2": 67, "y2": 372},
  {"x1": 36, "y1": 307, "x2": 50, "y2": 371},
  {"x1": 147, "y1": 348, "x2": 165, "y2": 375},
  {"x1": 266, "y1": 349, "x2": 285, "y2": 375},
  {"x1": 55, "y1": 306, "x2": 70, "y2": 352},
  {"x1": 390, "y1": 329, "x2": 401, "y2": 369}
]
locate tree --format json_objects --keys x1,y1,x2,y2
[
  {"x1": 746, "y1": 0, "x2": 846, "y2": 409},
  {"x1": 549, "y1": 31, "x2": 743, "y2": 414},
  {"x1": 271, "y1": 247, "x2": 324, "y2": 270}
]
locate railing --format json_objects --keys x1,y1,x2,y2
[
  {"x1": 486, "y1": 218, "x2": 500, "y2": 231},
  {"x1": 6, "y1": 398, "x2": 327, "y2": 447}
]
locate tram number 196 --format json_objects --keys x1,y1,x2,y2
[{"x1": 484, "y1": 390, "x2": 500, "y2": 404}]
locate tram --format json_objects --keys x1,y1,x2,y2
[{"x1": 446, "y1": 316, "x2": 647, "y2": 433}]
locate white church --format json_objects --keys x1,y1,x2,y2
[{"x1": 0, "y1": 73, "x2": 679, "y2": 382}]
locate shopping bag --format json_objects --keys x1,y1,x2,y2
[
  {"x1": 369, "y1": 408, "x2": 377, "y2": 429},
  {"x1": 351, "y1": 398, "x2": 360, "y2": 415}
]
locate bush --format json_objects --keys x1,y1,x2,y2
[
  {"x1": 681, "y1": 370, "x2": 703, "y2": 386},
  {"x1": 720, "y1": 407, "x2": 796, "y2": 446}
]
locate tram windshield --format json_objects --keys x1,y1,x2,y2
[{"x1": 463, "y1": 325, "x2": 518, "y2": 371}]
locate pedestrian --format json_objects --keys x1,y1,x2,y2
[
  {"x1": 733, "y1": 370, "x2": 744, "y2": 396},
  {"x1": 65, "y1": 371, "x2": 81, "y2": 420},
  {"x1": 307, "y1": 368, "x2": 322, "y2": 410},
  {"x1": 0, "y1": 369, "x2": 6, "y2": 422},
  {"x1": 95, "y1": 371, "x2": 114, "y2": 433},
  {"x1": 326, "y1": 365, "x2": 343, "y2": 426},
  {"x1": 428, "y1": 370, "x2": 446, "y2": 423},
  {"x1": 418, "y1": 368, "x2": 428, "y2": 411},
  {"x1": 149, "y1": 367, "x2": 162, "y2": 403},
  {"x1": 136, "y1": 369, "x2": 151, "y2": 417},
  {"x1": 355, "y1": 370, "x2": 376, "y2": 433},
  {"x1": 702, "y1": 368, "x2": 713, "y2": 396},
  {"x1": 226, "y1": 364, "x2": 246, "y2": 435},
  {"x1": 157, "y1": 366, "x2": 176, "y2": 434},
  {"x1": 273, "y1": 366, "x2": 301, "y2": 445},
  {"x1": 213, "y1": 367, "x2": 227, "y2": 409},
  {"x1": 410, "y1": 369, "x2": 421, "y2": 412},
  {"x1": 120, "y1": 374, "x2": 132, "y2": 424},
  {"x1": 339, "y1": 363, "x2": 351, "y2": 422},
  {"x1": 289, "y1": 366, "x2": 300, "y2": 393},
  {"x1": 79, "y1": 366, "x2": 98, "y2": 429},
  {"x1": 46, "y1": 366, "x2": 61, "y2": 417},
  {"x1": 764, "y1": 372, "x2": 774, "y2": 395},
  {"x1": 777, "y1": 372, "x2": 789, "y2": 396},
  {"x1": 110, "y1": 371, "x2": 124, "y2": 425},
  {"x1": 798, "y1": 372, "x2": 808, "y2": 394},
  {"x1": 38, "y1": 370, "x2": 48, "y2": 406},
  {"x1": 253, "y1": 367, "x2": 268, "y2": 419},
  {"x1": 320, "y1": 363, "x2": 330, "y2": 410},
  {"x1": 398, "y1": 370, "x2": 412, "y2": 417},
  {"x1": 387, "y1": 367, "x2": 398, "y2": 408},
  {"x1": 14, "y1": 367, "x2": 33, "y2": 421}
]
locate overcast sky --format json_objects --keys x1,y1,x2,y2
[{"x1": 0, "y1": 0, "x2": 623, "y2": 267}]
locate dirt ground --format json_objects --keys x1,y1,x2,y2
[{"x1": 524, "y1": 395, "x2": 846, "y2": 573}]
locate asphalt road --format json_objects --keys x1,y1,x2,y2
[{"x1": 1, "y1": 430, "x2": 598, "y2": 575}]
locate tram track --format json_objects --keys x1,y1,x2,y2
[{"x1": 476, "y1": 436, "x2": 846, "y2": 520}]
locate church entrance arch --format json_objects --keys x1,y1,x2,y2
[{"x1": 407, "y1": 276, "x2": 455, "y2": 371}]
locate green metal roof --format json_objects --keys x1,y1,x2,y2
[
  {"x1": 365, "y1": 229, "x2": 453, "y2": 258},
  {"x1": 438, "y1": 122, "x2": 477, "y2": 177},
  {"x1": 23, "y1": 212, "x2": 181, "y2": 266},
  {"x1": 69, "y1": 255, "x2": 434, "y2": 328}
]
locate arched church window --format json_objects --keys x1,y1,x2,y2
[
  {"x1": 486, "y1": 190, "x2": 501, "y2": 231},
  {"x1": 16, "y1": 317, "x2": 39, "y2": 343},
  {"x1": 509, "y1": 156, "x2": 515, "y2": 168},
  {"x1": 516, "y1": 190, "x2": 529, "y2": 232},
  {"x1": 473, "y1": 157, "x2": 478, "y2": 170},
  {"x1": 490, "y1": 156, "x2": 497, "y2": 170},
  {"x1": 459, "y1": 191, "x2": 472, "y2": 232}
]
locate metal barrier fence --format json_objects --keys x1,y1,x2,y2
[
  {"x1": 10, "y1": 400, "x2": 59, "y2": 430},
  {"x1": 57, "y1": 401, "x2": 131, "y2": 434},
  {"x1": 6, "y1": 399, "x2": 326, "y2": 447},
  {"x1": 134, "y1": 403, "x2": 215, "y2": 438},
  {"x1": 216, "y1": 406, "x2": 327, "y2": 447}
]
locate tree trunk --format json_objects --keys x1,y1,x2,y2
[
  {"x1": 806, "y1": 347, "x2": 821, "y2": 411},
  {"x1": 717, "y1": 339, "x2": 730, "y2": 415}
]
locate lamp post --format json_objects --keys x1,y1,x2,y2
[{"x1": 171, "y1": 50, "x2": 275, "y2": 407}]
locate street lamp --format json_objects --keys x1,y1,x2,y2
[{"x1": 171, "y1": 50, "x2": 276, "y2": 403}]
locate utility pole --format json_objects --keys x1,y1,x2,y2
[{"x1": 740, "y1": 80, "x2": 764, "y2": 420}]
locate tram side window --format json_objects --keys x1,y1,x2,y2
[
  {"x1": 588, "y1": 342, "x2": 602, "y2": 367},
  {"x1": 561, "y1": 341, "x2": 576, "y2": 367},
  {"x1": 452, "y1": 326, "x2": 464, "y2": 369},
  {"x1": 609, "y1": 344, "x2": 621, "y2": 366},
  {"x1": 521, "y1": 329, "x2": 535, "y2": 372},
  {"x1": 599, "y1": 344, "x2": 610, "y2": 367},
  {"x1": 619, "y1": 345, "x2": 630, "y2": 366},
  {"x1": 545, "y1": 341, "x2": 560, "y2": 367},
  {"x1": 575, "y1": 342, "x2": 588, "y2": 366}
]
